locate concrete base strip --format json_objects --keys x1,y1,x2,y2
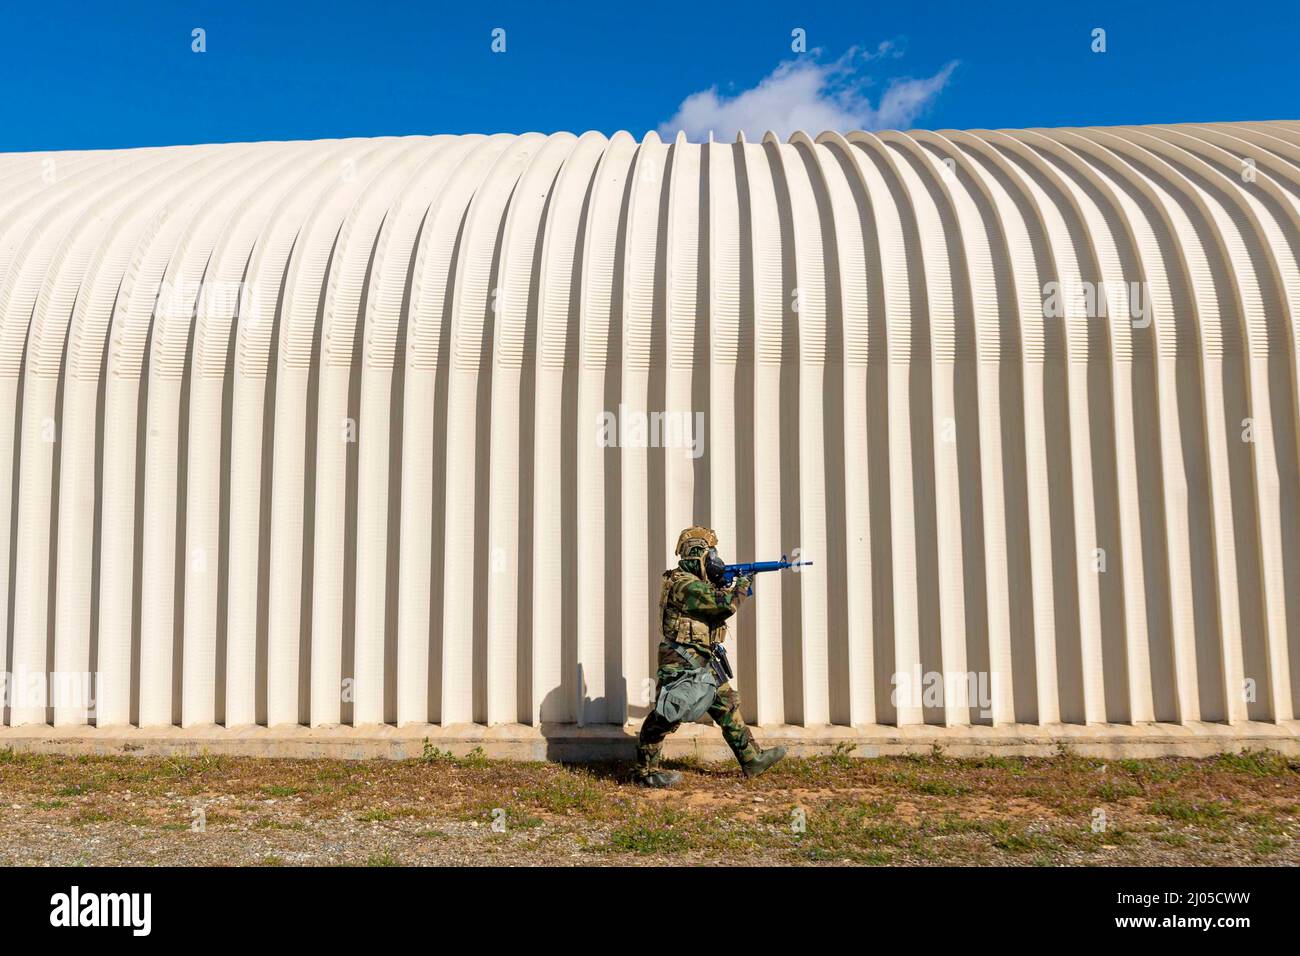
[{"x1": 1, "y1": 720, "x2": 1297, "y2": 761}]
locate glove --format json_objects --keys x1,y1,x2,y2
[{"x1": 733, "y1": 575, "x2": 752, "y2": 595}]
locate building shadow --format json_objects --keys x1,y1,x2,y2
[{"x1": 536, "y1": 676, "x2": 637, "y2": 782}]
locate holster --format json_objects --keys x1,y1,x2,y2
[{"x1": 710, "y1": 644, "x2": 734, "y2": 684}]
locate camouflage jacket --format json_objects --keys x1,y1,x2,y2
[{"x1": 657, "y1": 562, "x2": 749, "y2": 671}]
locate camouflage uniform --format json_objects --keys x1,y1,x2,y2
[{"x1": 635, "y1": 527, "x2": 762, "y2": 779}]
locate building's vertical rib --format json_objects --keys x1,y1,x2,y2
[
  {"x1": 393, "y1": 135, "x2": 503, "y2": 728},
  {"x1": 100, "y1": 148, "x2": 256, "y2": 728},
  {"x1": 911, "y1": 130, "x2": 1016, "y2": 726},
  {"x1": 9, "y1": 151, "x2": 178, "y2": 727},
  {"x1": 527, "y1": 133, "x2": 606, "y2": 725},
  {"x1": 265, "y1": 139, "x2": 399, "y2": 728},
  {"x1": 947, "y1": 132, "x2": 1061, "y2": 725},
  {"x1": 1023, "y1": 130, "x2": 1153, "y2": 725},
  {"x1": 706, "y1": 135, "x2": 747, "y2": 713},
  {"x1": 229, "y1": 143, "x2": 377, "y2": 729},
  {"x1": 664, "y1": 133, "x2": 699, "y2": 561},
  {"x1": 1049, "y1": 131, "x2": 1200, "y2": 724},
  {"x1": 181, "y1": 142, "x2": 326, "y2": 728},
  {"x1": 766, "y1": 132, "x2": 829, "y2": 727},
  {"x1": 574, "y1": 131, "x2": 638, "y2": 726},
  {"x1": 617, "y1": 135, "x2": 662, "y2": 726},
  {"x1": 316, "y1": 141, "x2": 438, "y2": 728},
  {"x1": 986, "y1": 132, "x2": 1107, "y2": 724},
  {"x1": 876, "y1": 131, "x2": 970, "y2": 726},
  {"x1": 1084, "y1": 130, "x2": 1245, "y2": 723},
  {"x1": 437, "y1": 135, "x2": 545, "y2": 727},
  {"x1": 138, "y1": 145, "x2": 292, "y2": 728},
  {"x1": 483, "y1": 134, "x2": 577, "y2": 726},
  {"x1": 351, "y1": 139, "x2": 470, "y2": 728},
  {"x1": 842, "y1": 133, "x2": 922, "y2": 726},
  {"x1": 1123, "y1": 127, "x2": 1290, "y2": 724},
  {"x1": 805, "y1": 132, "x2": 875, "y2": 727},
  {"x1": 1163, "y1": 125, "x2": 1300, "y2": 722},
  {"x1": 734, "y1": 133, "x2": 786, "y2": 725}
]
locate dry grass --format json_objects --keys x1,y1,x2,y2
[{"x1": 0, "y1": 745, "x2": 1296, "y2": 866}]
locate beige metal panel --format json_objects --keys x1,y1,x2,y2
[
  {"x1": 483, "y1": 133, "x2": 579, "y2": 726},
  {"x1": 765, "y1": 134, "x2": 831, "y2": 728},
  {"x1": 704, "y1": 137, "x2": 747, "y2": 716},
  {"x1": 100, "y1": 146, "x2": 271, "y2": 728},
  {"x1": 1167, "y1": 126, "x2": 1300, "y2": 721},
  {"x1": 394, "y1": 134, "x2": 507, "y2": 728},
  {"x1": 663, "y1": 134, "x2": 699, "y2": 574},
  {"x1": 439, "y1": 134, "x2": 547, "y2": 727},
  {"x1": 987, "y1": 131, "x2": 1109, "y2": 725},
  {"x1": 910, "y1": 130, "x2": 1017, "y2": 726},
  {"x1": 293, "y1": 139, "x2": 425, "y2": 729},
  {"x1": 528, "y1": 131, "x2": 608, "y2": 725},
  {"x1": 617, "y1": 133, "x2": 667, "y2": 726},
  {"x1": 8, "y1": 151, "x2": 179, "y2": 726},
  {"x1": 1136, "y1": 125, "x2": 1300, "y2": 723},
  {"x1": 137, "y1": 144, "x2": 299, "y2": 728},
  {"x1": 797, "y1": 133, "x2": 874, "y2": 727},
  {"x1": 44, "y1": 164, "x2": 180, "y2": 729},
  {"x1": 1120, "y1": 126, "x2": 1293, "y2": 724},
  {"x1": 577, "y1": 130, "x2": 642, "y2": 728},
  {"x1": 357, "y1": 136, "x2": 480, "y2": 727},
  {"x1": 735, "y1": 133, "x2": 789, "y2": 725},
  {"x1": 1048, "y1": 131, "x2": 1204, "y2": 725},
  {"x1": 303, "y1": 138, "x2": 439, "y2": 728},
  {"x1": 1083, "y1": 129, "x2": 1250, "y2": 724},
  {"x1": 943, "y1": 131, "x2": 1062, "y2": 725},
  {"x1": 1023, "y1": 129, "x2": 1156, "y2": 725},
  {"x1": 0, "y1": 148, "x2": 168, "y2": 723},
  {"x1": 877, "y1": 130, "x2": 971, "y2": 726},
  {"x1": 839, "y1": 132, "x2": 925, "y2": 726},
  {"x1": 180, "y1": 141, "x2": 332, "y2": 728},
  {"x1": 226, "y1": 140, "x2": 388, "y2": 729},
  {"x1": 2, "y1": 123, "x2": 1297, "y2": 742},
  {"x1": 51, "y1": 149, "x2": 222, "y2": 730}
]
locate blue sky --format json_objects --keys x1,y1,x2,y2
[{"x1": 1, "y1": 1, "x2": 1295, "y2": 151}]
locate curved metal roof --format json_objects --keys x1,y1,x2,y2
[{"x1": 1, "y1": 122, "x2": 1298, "y2": 732}]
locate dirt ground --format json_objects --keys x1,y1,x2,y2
[{"x1": 1, "y1": 744, "x2": 1296, "y2": 866}]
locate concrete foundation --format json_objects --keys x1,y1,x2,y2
[{"x1": 2, "y1": 720, "x2": 1297, "y2": 763}]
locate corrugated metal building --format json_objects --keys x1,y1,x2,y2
[{"x1": 1, "y1": 122, "x2": 1298, "y2": 753}]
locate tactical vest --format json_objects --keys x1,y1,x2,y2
[{"x1": 659, "y1": 569, "x2": 726, "y2": 652}]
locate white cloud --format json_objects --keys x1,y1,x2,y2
[{"x1": 657, "y1": 47, "x2": 958, "y2": 142}]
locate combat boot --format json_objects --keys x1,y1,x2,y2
[
  {"x1": 637, "y1": 769, "x2": 683, "y2": 788},
  {"x1": 741, "y1": 745, "x2": 786, "y2": 779}
]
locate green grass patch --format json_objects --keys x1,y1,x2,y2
[
  {"x1": 911, "y1": 779, "x2": 972, "y2": 797},
  {"x1": 1092, "y1": 779, "x2": 1143, "y2": 801},
  {"x1": 515, "y1": 773, "x2": 608, "y2": 816},
  {"x1": 1210, "y1": 749, "x2": 1295, "y2": 777},
  {"x1": 1149, "y1": 796, "x2": 1228, "y2": 824}
]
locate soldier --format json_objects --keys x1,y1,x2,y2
[{"x1": 635, "y1": 526, "x2": 787, "y2": 788}]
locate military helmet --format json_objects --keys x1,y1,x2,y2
[
  {"x1": 676, "y1": 526, "x2": 725, "y2": 584},
  {"x1": 675, "y1": 526, "x2": 717, "y2": 558}
]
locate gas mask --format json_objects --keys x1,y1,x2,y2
[{"x1": 704, "y1": 547, "x2": 727, "y2": 587}]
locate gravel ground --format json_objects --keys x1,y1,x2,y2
[{"x1": 1, "y1": 746, "x2": 1296, "y2": 866}]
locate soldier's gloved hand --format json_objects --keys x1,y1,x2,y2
[{"x1": 733, "y1": 575, "x2": 752, "y2": 595}]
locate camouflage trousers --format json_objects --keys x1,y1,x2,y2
[{"x1": 635, "y1": 681, "x2": 761, "y2": 777}]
